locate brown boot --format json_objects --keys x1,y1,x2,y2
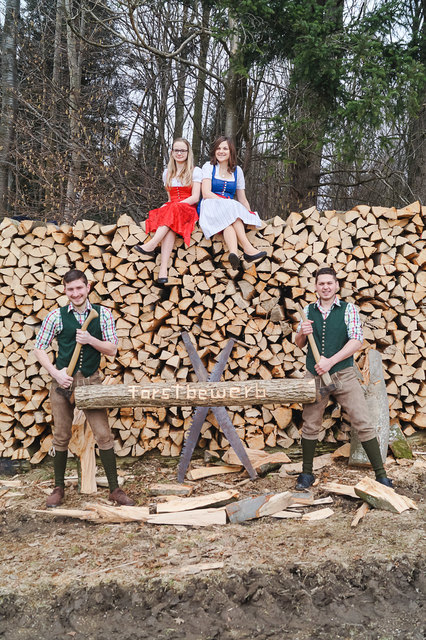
[
  {"x1": 46, "y1": 486, "x2": 64, "y2": 508},
  {"x1": 109, "y1": 488, "x2": 135, "y2": 506}
]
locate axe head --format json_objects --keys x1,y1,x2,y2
[
  {"x1": 319, "y1": 382, "x2": 337, "y2": 397},
  {"x1": 55, "y1": 386, "x2": 74, "y2": 400}
]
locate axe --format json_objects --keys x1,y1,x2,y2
[
  {"x1": 55, "y1": 308, "x2": 99, "y2": 399},
  {"x1": 297, "y1": 304, "x2": 336, "y2": 397}
]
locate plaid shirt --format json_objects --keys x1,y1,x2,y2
[
  {"x1": 299, "y1": 296, "x2": 363, "y2": 342},
  {"x1": 34, "y1": 301, "x2": 118, "y2": 350}
]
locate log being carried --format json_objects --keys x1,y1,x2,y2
[
  {"x1": 294, "y1": 266, "x2": 393, "y2": 491},
  {"x1": 33, "y1": 269, "x2": 135, "y2": 508}
]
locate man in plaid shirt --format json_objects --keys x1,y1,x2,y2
[
  {"x1": 34, "y1": 269, "x2": 135, "y2": 507},
  {"x1": 294, "y1": 266, "x2": 393, "y2": 490}
]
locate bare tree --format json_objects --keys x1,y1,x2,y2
[{"x1": 0, "y1": 0, "x2": 20, "y2": 215}]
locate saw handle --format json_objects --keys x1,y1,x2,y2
[
  {"x1": 297, "y1": 304, "x2": 333, "y2": 386},
  {"x1": 66, "y1": 308, "x2": 99, "y2": 377}
]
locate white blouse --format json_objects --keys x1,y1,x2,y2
[
  {"x1": 162, "y1": 167, "x2": 202, "y2": 186},
  {"x1": 201, "y1": 162, "x2": 245, "y2": 190}
]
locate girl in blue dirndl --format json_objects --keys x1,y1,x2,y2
[{"x1": 199, "y1": 136, "x2": 267, "y2": 270}]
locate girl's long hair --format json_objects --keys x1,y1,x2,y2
[
  {"x1": 210, "y1": 136, "x2": 237, "y2": 173},
  {"x1": 165, "y1": 138, "x2": 194, "y2": 187}
]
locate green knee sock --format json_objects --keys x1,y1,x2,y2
[
  {"x1": 302, "y1": 438, "x2": 318, "y2": 475},
  {"x1": 99, "y1": 448, "x2": 119, "y2": 492},
  {"x1": 53, "y1": 450, "x2": 68, "y2": 488},
  {"x1": 362, "y1": 437, "x2": 386, "y2": 479}
]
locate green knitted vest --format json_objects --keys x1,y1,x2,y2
[
  {"x1": 306, "y1": 302, "x2": 353, "y2": 376},
  {"x1": 56, "y1": 305, "x2": 102, "y2": 377}
]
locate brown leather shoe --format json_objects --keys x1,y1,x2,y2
[
  {"x1": 46, "y1": 486, "x2": 65, "y2": 508},
  {"x1": 109, "y1": 488, "x2": 135, "y2": 506}
]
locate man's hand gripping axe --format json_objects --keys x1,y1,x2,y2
[
  {"x1": 55, "y1": 308, "x2": 99, "y2": 399},
  {"x1": 297, "y1": 304, "x2": 337, "y2": 397}
]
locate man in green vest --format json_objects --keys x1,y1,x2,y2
[
  {"x1": 34, "y1": 269, "x2": 135, "y2": 507},
  {"x1": 294, "y1": 266, "x2": 393, "y2": 491}
]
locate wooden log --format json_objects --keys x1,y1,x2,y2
[
  {"x1": 350, "y1": 350, "x2": 390, "y2": 467},
  {"x1": 75, "y1": 379, "x2": 317, "y2": 409}
]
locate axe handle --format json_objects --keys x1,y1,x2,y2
[
  {"x1": 297, "y1": 305, "x2": 333, "y2": 386},
  {"x1": 66, "y1": 308, "x2": 99, "y2": 377}
]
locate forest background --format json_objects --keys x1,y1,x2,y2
[{"x1": 0, "y1": 0, "x2": 425, "y2": 226}]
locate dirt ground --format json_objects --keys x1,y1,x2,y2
[{"x1": 1, "y1": 443, "x2": 425, "y2": 640}]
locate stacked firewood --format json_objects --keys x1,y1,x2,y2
[{"x1": 0, "y1": 200, "x2": 424, "y2": 462}]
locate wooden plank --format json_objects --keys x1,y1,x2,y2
[
  {"x1": 147, "y1": 507, "x2": 227, "y2": 527},
  {"x1": 156, "y1": 489, "x2": 239, "y2": 513}
]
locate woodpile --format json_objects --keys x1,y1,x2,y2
[{"x1": 0, "y1": 200, "x2": 424, "y2": 463}]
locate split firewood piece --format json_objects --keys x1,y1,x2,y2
[
  {"x1": 32, "y1": 508, "x2": 100, "y2": 521},
  {"x1": 148, "y1": 483, "x2": 194, "y2": 497},
  {"x1": 351, "y1": 502, "x2": 370, "y2": 527},
  {"x1": 69, "y1": 409, "x2": 97, "y2": 495},
  {"x1": 301, "y1": 507, "x2": 334, "y2": 521},
  {"x1": 222, "y1": 447, "x2": 291, "y2": 470},
  {"x1": 186, "y1": 465, "x2": 242, "y2": 480},
  {"x1": 0, "y1": 479, "x2": 22, "y2": 488},
  {"x1": 95, "y1": 476, "x2": 124, "y2": 488},
  {"x1": 85, "y1": 503, "x2": 150, "y2": 523},
  {"x1": 226, "y1": 491, "x2": 300, "y2": 523},
  {"x1": 271, "y1": 510, "x2": 302, "y2": 519},
  {"x1": 156, "y1": 489, "x2": 238, "y2": 513},
  {"x1": 147, "y1": 507, "x2": 227, "y2": 527},
  {"x1": 331, "y1": 443, "x2": 351, "y2": 458},
  {"x1": 321, "y1": 482, "x2": 359, "y2": 499},
  {"x1": 289, "y1": 495, "x2": 332, "y2": 508},
  {"x1": 159, "y1": 561, "x2": 225, "y2": 576},
  {"x1": 354, "y1": 476, "x2": 418, "y2": 513},
  {"x1": 279, "y1": 453, "x2": 333, "y2": 476}
]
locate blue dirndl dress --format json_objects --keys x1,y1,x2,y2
[{"x1": 199, "y1": 165, "x2": 262, "y2": 239}]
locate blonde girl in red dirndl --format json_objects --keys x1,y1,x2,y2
[{"x1": 134, "y1": 138, "x2": 201, "y2": 284}]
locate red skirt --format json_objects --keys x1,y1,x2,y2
[{"x1": 145, "y1": 201, "x2": 198, "y2": 246}]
